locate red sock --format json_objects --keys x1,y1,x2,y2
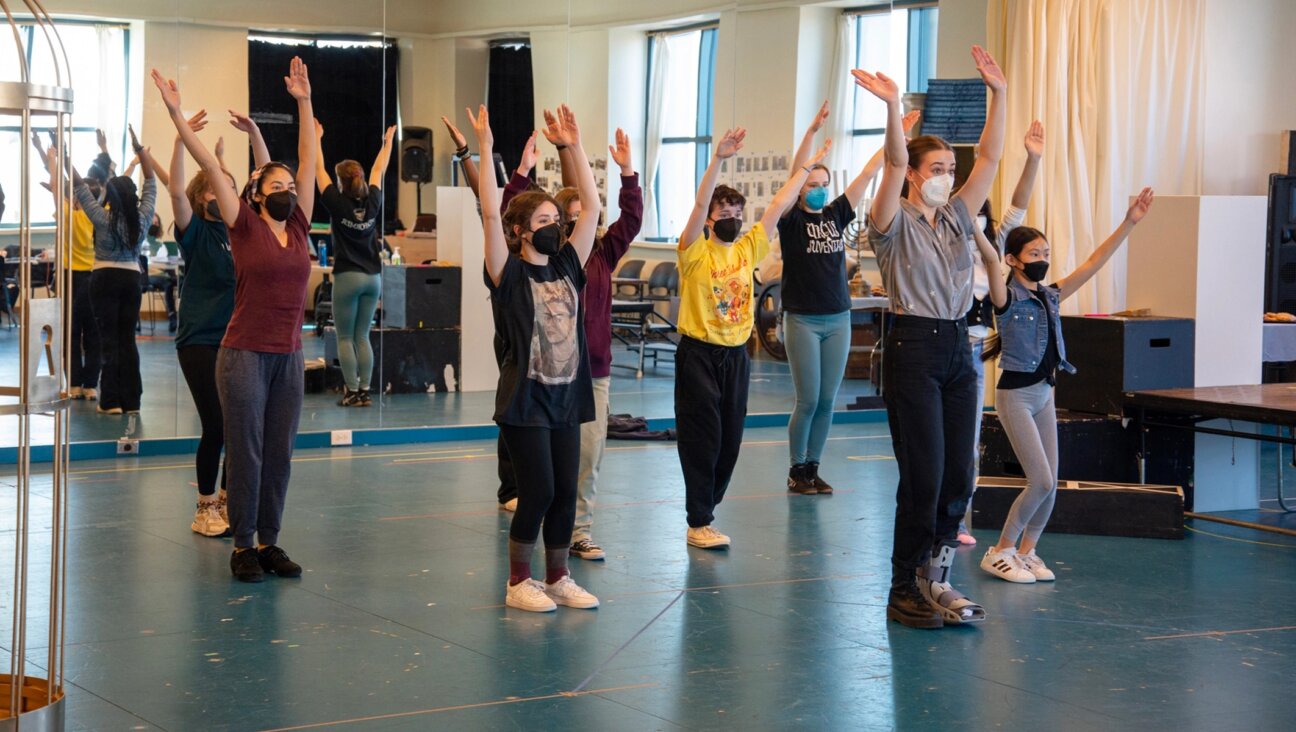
[
  {"x1": 509, "y1": 560, "x2": 531, "y2": 586},
  {"x1": 545, "y1": 566, "x2": 569, "y2": 585}
]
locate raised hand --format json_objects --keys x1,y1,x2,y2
[
  {"x1": 806, "y1": 139, "x2": 833, "y2": 168},
  {"x1": 215, "y1": 136, "x2": 225, "y2": 160},
  {"x1": 809, "y1": 100, "x2": 830, "y2": 133},
  {"x1": 851, "y1": 69, "x2": 900, "y2": 105},
  {"x1": 128, "y1": 124, "x2": 142, "y2": 152},
  {"x1": 552, "y1": 105, "x2": 581, "y2": 148},
  {"x1": 466, "y1": 105, "x2": 493, "y2": 149},
  {"x1": 609, "y1": 128, "x2": 633, "y2": 173},
  {"x1": 96, "y1": 128, "x2": 108, "y2": 152},
  {"x1": 284, "y1": 56, "x2": 311, "y2": 101},
  {"x1": 383, "y1": 125, "x2": 397, "y2": 146},
  {"x1": 902, "y1": 110, "x2": 922, "y2": 135},
  {"x1": 715, "y1": 127, "x2": 747, "y2": 159},
  {"x1": 1125, "y1": 187, "x2": 1155, "y2": 225},
  {"x1": 972, "y1": 45, "x2": 1006, "y2": 92},
  {"x1": 540, "y1": 108, "x2": 563, "y2": 146},
  {"x1": 518, "y1": 130, "x2": 540, "y2": 173},
  {"x1": 441, "y1": 115, "x2": 467, "y2": 149},
  {"x1": 1024, "y1": 119, "x2": 1044, "y2": 158},
  {"x1": 151, "y1": 69, "x2": 182, "y2": 112},
  {"x1": 228, "y1": 110, "x2": 258, "y2": 133}
]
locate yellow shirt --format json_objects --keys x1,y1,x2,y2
[
  {"x1": 67, "y1": 206, "x2": 95, "y2": 271},
  {"x1": 677, "y1": 222, "x2": 770, "y2": 346}
]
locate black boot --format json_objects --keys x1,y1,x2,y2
[
  {"x1": 805, "y1": 461, "x2": 833, "y2": 494},
  {"x1": 787, "y1": 463, "x2": 817, "y2": 494},
  {"x1": 887, "y1": 573, "x2": 944, "y2": 629}
]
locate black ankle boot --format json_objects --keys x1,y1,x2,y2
[
  {"x1": 787, "y1": 463, "x2": 817, "y2": 494},
  {"x1": 887, "y1": 575, "x2": 943, "y2": 629},
  {"x1": 805, "y1": 462, "x2": 833, "y2": 494}
]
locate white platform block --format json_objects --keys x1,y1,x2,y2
[{"x1": 436, "y1": 187, "x2": 498, "y2": 393}]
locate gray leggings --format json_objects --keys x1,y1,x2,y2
[
  {"x1": 332, "y1": 271, "x2": 381, "y2": 391},
  {"x1": 995, "y1": 380, "x2": 1059, "y2": 546},
  {"x1": 217, "y1": 347, "x2": 305, "y2": 549}
]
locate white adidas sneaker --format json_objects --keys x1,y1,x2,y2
[{"x1": 979, "y1": 546, "x2": 1037, "y2": 583}]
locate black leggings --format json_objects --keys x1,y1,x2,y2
[
  {"x1": 90, "y1": 267, "x2": 142, "y2": 411},
  {"x1": 501, "y1": 424, "x2": 580, "y2": 547},
  {"x1": 70, "y1": 269, "x2": 101, "y2": 389},
  {"x1": 178, "y1": 345, "x2": 226, "y2": 496}
]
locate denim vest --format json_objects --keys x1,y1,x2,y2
[{"x1": 995, "y1": 277, "x2": 1075, "y2": 375}]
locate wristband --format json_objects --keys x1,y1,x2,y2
[
  {"x1": 455, "y1": 145, "x2": 470, "y2": 160},
  {"x1": 556, "y1": 144, "x2": 567, "y2": 151}
]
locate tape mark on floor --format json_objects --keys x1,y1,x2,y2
[{"x1": 1143, "y1": 625, "x2": 1296, "y2": 641}]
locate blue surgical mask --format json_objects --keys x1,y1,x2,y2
[{"x1": 805, "y1": 187, "x2": 829, "y2": 211}]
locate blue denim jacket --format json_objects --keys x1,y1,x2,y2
[
  {"x1": 74, "y1": 178, "x2": 157, "y2": 264},
  {"x1": 995, "y1": 277, "x2": 1076, "y2": 375}
]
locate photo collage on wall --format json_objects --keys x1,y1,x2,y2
[{"x1": 536, "y1": 153, "x2": 609, "y2": 210}]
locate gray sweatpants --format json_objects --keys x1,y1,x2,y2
[
  {"x1": 994, "y1": 380, "x2": 1059, "y2": 546},
  {"x1": 217, "y1": 347, "x2": 305, "y2": 549}
]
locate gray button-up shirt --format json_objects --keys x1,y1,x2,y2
[{"x1": 868, "y1": 197, "x2": 976, "y2": 320}]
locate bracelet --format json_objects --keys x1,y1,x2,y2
[
  {"x1": 454, "y1": 146, "x2": 470, "y2": 160},
  {"x1": 556, "y1": 144, "x2": 567, "y2": 151},
  {"x1": 802, "y1": 166, "x2": 813, "y2": 174}
]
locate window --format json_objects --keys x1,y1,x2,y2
[
  {"x1": 0, "y1": 21, "x2": 129, "y2": 228},
  {"x1": 646, "y1": 26, "x2": 717, "y2": 240},
  {"x1": 847, "y1": 5, "x2": 938, "y2": 172}
]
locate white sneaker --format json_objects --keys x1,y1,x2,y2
[
  {"x1": 1019, "y1": 551, "x2": 1056, "y2": 581},
  {"x1": 501, "y1": 498, "x2": 518, "y2": 512},
  {"x1": 544, "y1": 575, "x2": 599, "y2": 609},
  {"x1": 979, "y1": 546, "x2": 1037, "y2": 583},
  {"x1": 686, "y1": 525, "x2": 731, "y2": 549},
  {"x1": 191, "y1": 500, "x2": 230, "y2": 538},
  {"x1": 505, "y1": 578, "x2": 557, "y2": 612}
]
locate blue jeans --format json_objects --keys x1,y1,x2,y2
[
  {"x1": 784, "y1": 311, "x2": 852, "y2": 465},
  {"x1": 333, "y1": 272, "x2": 381, "y2": 390}
]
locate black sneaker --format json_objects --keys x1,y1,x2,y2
[
  {"x1": 787, "y1": 464, "x2": 817, "y2": 494},
  {"x1": 338, "y1": 389, "x2": 362, "y2": 407},
  {"x1": 886, "y1": 576, "x2": 943, "y2": 629},
  {"x1": 257, "y1": 545, "x2": 302, "y2": 577},
  {"x1": 805, "y1": 462, "x2": 834, "y2": 494},
  {"x1": 230, "y1": 548, "x2": 264, "y2": 583},
  {"x1": 357, "y1": 389, "x2": 373, "y2": 407}
]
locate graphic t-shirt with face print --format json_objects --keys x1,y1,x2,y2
[
  {"x1": 486, "y1": 245, "x2": 594, "y2": 428},
  {"x1": 776, "y1": 193, "x2": 856, "y2": 314}
]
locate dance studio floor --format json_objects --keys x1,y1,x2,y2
[{"x1": 7, "y1": 421, "x2": 1295, "y2": 730}]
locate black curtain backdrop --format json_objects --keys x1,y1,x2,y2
[
  {"x1": 248, "y1": 39, "x2": 400, "y2": 226},
  {"x1": 487, "y1": 44, "x2": 534, "y2": 178}
]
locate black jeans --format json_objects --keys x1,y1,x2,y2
[
  {"x1": 675, "y1": 336, "x2": 750, "y2": 529},
  {"x1": 179, "y1": 345, "x2": 226, "y2": 496},
  {"x1": 70, "y1": 269, "x2": 100, "y2": 389},
  {"x1": 90, "y1": 267, "x2": 142, "y2": 411},
  {"x1": 501, "y1": 424, "x2": 580, "y2": 547},
  {"x1": 882, "y1": 315, "x2": 978, "y2": 578}
]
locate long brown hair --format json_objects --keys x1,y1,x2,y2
[
  {"x1": 335, "y1": 159, "x2": 368, "y2": 199},
  {"x1": 502, "y1": 190, "x2": 563, "y2": 255},
  {"x1": 185, "y1": 168, "x2": 236, "y2": 218}
]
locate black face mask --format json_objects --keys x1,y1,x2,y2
[
  {"x1": 205, "y1": 200, "x2": 221, "y2": 220},
  {"x1": 148, "y1": 225, "x2": 161, "y2": 238},
  {"x1": 530, "y1": 223, "x2": 562, "y2": 256},
  {"x1": 564, "y1": 220, "x2": 577, "y2": 238},
  {"x1": 1019, "y1": 260, "x2": 1050, "y2": 283},
  {"x1": 711, "y1": 217, "x2": 741, "y2": 243},
  {"x1": 261, "y1": 191, "x2": 297, "y2": 222}
]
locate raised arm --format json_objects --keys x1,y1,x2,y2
[
  {"x1": 228, "y1": 110, "x2": 271, "y2": 169},
  {"x1": 284, "y1": 57, "x2": 317, "y2": 221},
  {"x1": 853, "y1": 70, "x2": 906, "y2": 233},
  {"x1": 168, "y1": 110, "x2": 209, "y2": 234},
  {"x1": 541, "y1": 109, "x2": 579, "y2": 189},
  {"x1": 678, "y1": 127, "x2": 746, "y2": 248},
  {"x1": 1010, "y1": 120, "x2": 1044, "y2": 210},
  {"x1": 1057, "y1": 188, "x2": 1154, "y2": 301},
  {"x1": 468, "y1": 105, "x2": 508, "y2": 286},
  {"x1": 442, "y1": 115, "x2": 481, "y2": 197},
  {"x1": 313, "y1": 119, "x2": 332, "y2": 193},
  {"x1": 152, "y1": 68, "x2": 240, "y2": 228},
  {"x1": 845, "y1": 110, "x2": 921, "y2": 208},
  {"x1": 502, "y1": 130, "x2": 540, "y2": 214},
  {"x1": 972, "y1": 226, "x2": 1007, "y2": 309},
  {"x1": 760, "y1": 140, "x2": 832, "y2": 233},
  {"x1": 602, "y1": 127, "x2": 644, "y2": 259},
  {"x1": 370, "y1": 125, "x2": 397, "y2": 188},
  {"x1": 128, "y1": 126, "x2": 158, "y2": 183},
  {"x1": 953, "y1": 46, "x2": 1008, "y2": 216},
  {"x1": 547, "y1": 106, "x2": 600, "y2": 265},
  {"x1": 791, "y1": 100, "x2": 829, "y2": 173}
]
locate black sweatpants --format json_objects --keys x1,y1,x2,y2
[
  {"x1": 501, "y1": 424, "x2": 580, "y2": 548},
  {"x1": 496, "y1": 433, "x2": 517, "y2": 504},
  {"x1": 674, "y1": 335, "x2": 750, "y2": 529},
  {"x1": 90, "y1": 267, "x2": 142, "y2": 411},
  {"x1": 179, "y1": 345, "x2": 226, "y2": 496},
  {"x1": 70, "y1": 269, "x2": 100, "y2": 389},
  {"x1": 881, "y1": 315, "x2": 978, "y2": 579}
]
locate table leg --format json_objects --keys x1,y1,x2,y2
[{"x1": 1279, "y1": 425, "x2": 1294, "y2": 513}]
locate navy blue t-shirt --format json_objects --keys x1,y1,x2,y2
[
  {"x1": 175, "y1": 215, "x2": 235, "y2": 349},
  {"x1": 776, "y1": 194, "x2": 856, "y2": 314}
]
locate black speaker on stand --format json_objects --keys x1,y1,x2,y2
[
  {"x1": 401, "y1": 126, "x2": 433, "y2": 215},
  {"x1": 1265, "y1": 174, "x2": 1296, "y2": 314}
]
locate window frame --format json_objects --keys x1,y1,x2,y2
[{"x1": 846, "y1": 5, "x2": 938, "y2": 148}]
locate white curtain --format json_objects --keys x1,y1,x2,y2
[
  {"x1": 987, "y1": 0, "x2": 1205, "y2": 314},
  {"x1": 826, "y1": 14, "x2": 856, "y2": 191},
  {"x1": 95, "y1": 25, "x2": 127, "y2": 160},
  {"x1": 641, "y1": 34, "x2": 671, "y2": 239}
]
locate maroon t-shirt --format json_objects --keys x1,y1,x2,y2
[{"x1": 221, "y1": 199, "x2": 312, "y2": 354}]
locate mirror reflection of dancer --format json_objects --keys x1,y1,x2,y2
[
  {"x1": 313, "y1": 119, "x2": 396, "y2": 408},
  {"x1": 675, "y1": 127, "x2": 831, "y2": 550},
  {"x1": 503, "y1": 121, "x2": 645, "y2": 561},
  {"x1": 977, "y1": 189, "x2": 1155, "y2": 584},
  {"x1": 471, "y1": 103, "x2": 603, "y2": 613},
  {"x1": 156, "y1": 57, "x2": 316, "y2": 583},
  {"x1": 779, "y1": 101, "x2": 918, "y2": 496},
  {"x1": 161, "y1": 107, "x2": 270, "y2": 539},
  {"x1": 857, "y1": 45, "x2": 1007, "y2": 629}
]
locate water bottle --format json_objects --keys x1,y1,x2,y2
[
  {"x1": 391, "y1": 247, "x2": 402, "y2": 266},
  {"x1": 318, "y1": 241, "x2": 328, "y2": 267}
]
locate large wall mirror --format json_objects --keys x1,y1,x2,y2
[{"x1": 3, "y1": 0, "x2": 950, "y2": 455}]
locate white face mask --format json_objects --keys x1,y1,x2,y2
[
  {"x1": 976, "y1": 215, "x2": 988, "y2": 232},
  {"x1": 916, "y1": 171, "x2": 954, "y2": 208}
]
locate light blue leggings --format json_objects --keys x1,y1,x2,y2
[
  {"x1": 784, "y1": 311, "x2": 852, "y2": 465},
  {"x1": 333, "y1": 271, "x2": 381, "y2": 391}
]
